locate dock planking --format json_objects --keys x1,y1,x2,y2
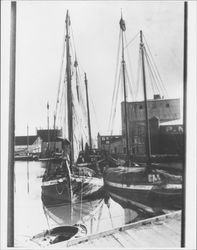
[{"x1": 51, "y1": 210, "x2": 181, "y2": 248}]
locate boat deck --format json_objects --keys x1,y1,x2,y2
[{"x1": 51, "y1": 210, "x2": 181, "y2": 248}]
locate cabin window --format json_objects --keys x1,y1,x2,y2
[{"x1": 166, "y1": 126, "x2": 173, "y2": 132}]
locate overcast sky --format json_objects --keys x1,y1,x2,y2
[{"x1": 2, "y1": 1, "x2": 185, "y2": 138}]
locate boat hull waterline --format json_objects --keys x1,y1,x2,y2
[
  {"x1": 42, "y1": 175, "x2": 103, "y2": 207},
  {"x1": 104, "y1": 166, "x2": 182, "y2": 210}
]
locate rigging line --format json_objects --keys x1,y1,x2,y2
[
  {"x1": 144, "y1": 47, "x2": 166, "y2": 97},
  {"x1": 73, "y1": 109, "x2": 87, "y2": 138},
  {"x1": 108, "y1": 62, "x2": 121, "y2": 132},
  {"x1": 124, "y1": 32, "x2": 137, "y2": 93},
  {"x1": 56, "y1": 84, "x2": 65, "y2": 122},
  {"x1": 144, "y1": 49, "x2": 181, "y2": 122},
  {"x1": 72, "y1": 82, "x2": 87, "y2": 124},
  {"x1": 143, "y1": 35, "x2": 169, "y2": 98},
  {"x1": 125, "y1": 65, "x2": 135, "y2": 101},
  {"x1": 73, "y1": 105, "x2": 88, "y2": 140},
  {"x1": 144, "y1": 43, "x2": 169, "y2": 98},
  {"x1": 142, "y1": 42, "x2": 182, "y2": 150},
  {"x1": 108, "y1": 29, "x2": 121, "y2": 132},
  {"x1": 143, "y1": 49, "x2": 160, "y2": 95},
  {"x1": 89, "y1": 93, "x2": 101, "y2": 132},
  {"x1": 124, "y1": 31, "x2": 140, "y2": 49},
  {"x1": 135, "y1": 49, "x2": 142, "y2": 99},
  {"x1": 70, "y1": 25, "x2": 78, "y2": 58},
  {"x1": 69, "y1": 42, "x2": 76, "y2": 69},
  {"x1": 58, "y1": 89, "x2": 66, "y2": 132},
  {"x1": 110, "y1": 68, "x2": 122, "y2": 135},
  {"x1": 142, "y1": 35, "x2": 164, "y2": 87},
  {"x1": 55, "y1": 25, "x2": 66, "y2": 116},
  {"x1": 77, "y1": 70, "x2": 88, "y2": 119},
  {"x1": 74, "y1": 63, "x2": 90, "y2": 119}
]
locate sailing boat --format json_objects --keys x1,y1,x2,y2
[
  {"x1": 41, "y1": 10, "x2": 103, "y2": 208},
  {"x1": 103, "y1": 14, "x2": 182, "y2": 212}
]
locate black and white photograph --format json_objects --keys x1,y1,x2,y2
[{"x1": 1, "y1": 0, "x2": 196, "y2": 249}]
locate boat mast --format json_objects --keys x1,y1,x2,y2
[
  {"x1": 27, "y1": 124, "x2": 29, "y2": 156},
  {"x1": 74, "y1": 56, "x2": 80, "y2": 102},
  {"x1": 120, "y1": 14, "x2": 130, "y2": 162},
  {"x1": 66, "y1": 10, "x2": 74, "y2": 164},
  {"x1": 26, "y1": 124, "x2": 30, "y2": 193},
  {"x1": 47, "y1": 102, "x2": 50, "y2": 150},
  {"x1": 140, "y1": 30, "x2": 151, "y2": 165},
  {"x1": 84, "y1": 73, "x2": 92, "y2": 149}
]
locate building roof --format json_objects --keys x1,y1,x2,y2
[
  {"x1": 160, "y1": 118, "x2": 183, "y2": 126},
  {"x1": 15, "y1": 136, "x2": 38, "y2": 146},
  {"x1": 123, "y1": 97, "x2": 180, "y2": 104}
]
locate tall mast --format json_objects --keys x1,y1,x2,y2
[
  {"x1": 53, "y1": 112, "x2": 56, "y2": 130},
  {"x1": 27, "y1": 125, "x2": 29, "y2": 155},
  {"x1": 26, "y1": 124, "x2": 30, "y2": 193},
  {"x1": 140, "y1": 30, "x2": 151, "y2": 164},
  {"x1": 74, "y1": 55, "x2": 80, "y2": 102},
  {"x1": 120, "y1": 14, "x2": 130, "y2": 162},
  {"x1": 66, "y1": 10, "x2": 74, "y2": 164},
  {"x1": 53, "y1": 112, "x2": 57, "y2": 152},
  {"x1": 47, "y1": 102, "x2": 50, "y2": 149},
  {"x1": 84, "y1": 73, "x2": 92, "y2": 149}
]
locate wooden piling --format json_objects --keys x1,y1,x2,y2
[{"x1": 7, "y1": 1, "x2": 17, "y2": 247}]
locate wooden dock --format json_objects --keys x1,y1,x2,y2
[{"x1": 50, "y1": 210, "x2": 181, "y2": 248}]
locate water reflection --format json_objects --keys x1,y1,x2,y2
[
  {"x1": 14, "y1": 161, "x2": 179, "y2": 247},
  {"x1": 42, "y1": 199, "x2": 103, "y2": 232}
]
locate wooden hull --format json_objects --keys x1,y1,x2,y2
[
  {"x1": 104, "y1": 166, "x2": 182, "y2": 212},
  {"x1": 41, "y1": 177, "x2": 72, "y2": 206},
  {"x1": 14, "y1": 155, "x2": 34, "y2": 161},
  {"x1": 41, "y1": 161, "x2": 103, "y2": 207}
]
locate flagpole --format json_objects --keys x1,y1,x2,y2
[{"x1": 7, "y1": 1, "x2": 17, "y2": 247}]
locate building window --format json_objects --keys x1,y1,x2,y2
[
  {"x1": 139, "y1": 105, "x2": 143, "y2": 110},
  {"x1": 101, "y1": 137, "x2": 105, "y2": 141},
  {"x1": 106, "y1": 141, "x2": 109, "y2": 144}
]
